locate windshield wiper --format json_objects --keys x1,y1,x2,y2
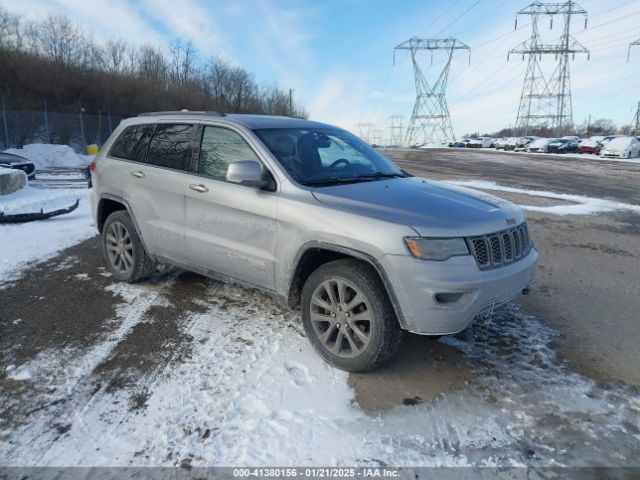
[
  {"x1": 302, "y1": 172, "x2": 406, "y2": 187},
  {"x1": 354, "y1": 172, "x2": 407, "y2": 180},
  {"x1": 302, "y1": 177, "x2": 362, "y2": 186}
]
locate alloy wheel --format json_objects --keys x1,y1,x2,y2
[
  {"x1": 309, "y1": 278, "x2": 373, "y2": 358},
  {"x1": 105, "y1": 221, "x2": 134, "y2": 274}
]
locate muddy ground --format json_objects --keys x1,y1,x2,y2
[{"x1": 383, "y1": 148, "x2": 640, "y2": 390}]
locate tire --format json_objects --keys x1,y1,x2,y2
[
  {"x1": 301, "y1": 259, "x2": 403, "y2": 372},
  {"x1": 102, "y1": 210, "x2": 156, "y2": 282}
]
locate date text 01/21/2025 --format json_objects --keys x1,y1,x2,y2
[{"x1": 232, "y1": 468, "x2": 400, "y2": 478}]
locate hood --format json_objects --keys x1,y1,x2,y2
[{"x1": 311, "y1": 177, "x2": 525, "y2": 237}]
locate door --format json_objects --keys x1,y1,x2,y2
[
  {"x1": 185, "y1": 125, "x2": 278, "y2": 290},
  {"x1": 128, "y1": 123, "x2": 194, "y2": 265}
]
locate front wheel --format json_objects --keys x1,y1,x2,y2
[{"x1": 301, "y1": 259, "x2": 403, "y2": 372}]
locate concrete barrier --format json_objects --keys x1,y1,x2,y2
[{"x1": 0, "y1": 169, "x2": 27, "y2": 195}]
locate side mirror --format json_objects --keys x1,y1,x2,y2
[{"x1": 226, "y1": 160, "x2": 269, "y2": 189}]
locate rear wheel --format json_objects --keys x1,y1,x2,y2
[
  {"x1": 301, "y1": 259, "x2": 403, "y2": 372},
  {"x1": 102, "y1": 210, "x2": 156, "y2": 282}
]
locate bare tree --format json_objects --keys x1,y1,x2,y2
[
  {"x1": 37, "y1": 14, "x2": 91, "y2": 67},
  {"x1": 137, "y1": 45, "x2": 168, "y2": 85},
  {"x1": 0, "y1": 7, "x2": 23, "y2": 51},
  {"x1": 103, "y1": 38, "x2": 129, "y2": 74}
]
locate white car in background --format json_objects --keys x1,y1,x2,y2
[
  {"x1": 494, "y1": 137, "x2": 510, "y2": 149},
  {"x1": 527, "y1": 138, "x2": 551, "y2": 153},
  {"x1": 503, "y1": 137, "x2": 520, "y2": 151},
  {"x1": 599, "y1": 136, "x2": 640, "y2": 159},
  {"x1": 468, "y1": 137, "x2": 495, "y2": 148},
  {"x1": 514, "y1": 136, "x2": 539, "y2": 151}
]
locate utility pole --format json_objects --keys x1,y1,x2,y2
[
  {"x1": 289, "y1": 88, "x2": 294, "y2": 114},
  {"x1": 631, "y1": 102, "x2": 640, "y2": 137},
  {"x1": 1, "y1": 97, "x2": 9, "y2": 148},
  {"x1": 629, "y1": 40, "x2": 639, "y2": 135},
  {"x1": 509, "y1": 1, "x2": 589, "y2": 136},
  {"x1": 79, "y1": 107, "x2": 86, "y2": 151},
  {"x1": 388, "y1": 115, "x2": 404, "y2": 146},
  {"x1": 394, "y1": 37, "x2": 470, "y2": 147},
  {"x1": 44, "y1": 98, "x2": 50, "y2": 144}
]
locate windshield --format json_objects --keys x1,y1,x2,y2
[{"x1": 254, "y1": 127, "x2": 404, "y2": 186}]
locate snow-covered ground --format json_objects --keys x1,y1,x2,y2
[
  {"x1": 0, "y1": 187, "x2": 94, "y2": 283},
  {"x1": 2, "y1": 274, "x2": 639, "y2": 467},
  {"x1": 446, "y1": 179, "x2": 640, "y2": 216}
]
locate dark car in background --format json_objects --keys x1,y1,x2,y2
[
  {"x1": 0, "y1": 152, "x2": 36, "y2": 179},
  {"x1": 546, "y1": 138, "x2": 579, "y2": 154}
]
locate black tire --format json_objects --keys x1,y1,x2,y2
[
  {"x1": 102, "y1": 210, "x2": 156, "y2": 282},
  {"x1": 301, "y1": 259, "x2": 403, "y2": 372}
]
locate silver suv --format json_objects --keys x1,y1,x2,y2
[{"x1": 90, "y1": 112, "x2": 538, "y2": 372}]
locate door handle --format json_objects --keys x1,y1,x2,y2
[
  {"x1": 189, "y1": 184, "x2": 209, "y2": 193},
  {"x1": 130, "y1": 171, "x2": 145, "y2": 178}
]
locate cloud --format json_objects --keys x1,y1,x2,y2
[
  {"x1": 2, "y1": 0, "x2": 164, "y2": 47},
  {"x1": 140, "y1": 0, "x2": 231, "y2": 59}
]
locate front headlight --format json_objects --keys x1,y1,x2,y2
[{"x1": 404, "y1": 237, "x2": 469, "y2": 261}]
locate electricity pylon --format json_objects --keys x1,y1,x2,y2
[
  {"x1": 394, "y1": 37, "x2": 470, "y2": 147},
  {"x1": 355, "y1": 123, "x2": 374, "y2": 143},
  {"x1": 509, "y1": 1, "x2": 589, "y2": 136},
  {"x1": 388, "y1": 115, "x2": 404, "y2": 146}
]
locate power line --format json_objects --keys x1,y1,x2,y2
[{"x1": 435, "y1": 0, "x2": 483, "y2": 37}]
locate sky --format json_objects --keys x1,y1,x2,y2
[{"x1": 3, "y1": 0, "x2": 639, "y2": 141}]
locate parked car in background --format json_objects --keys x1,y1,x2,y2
[
  {"x1": 503, "y1": 137, "x2": 520, "y2": 151},
  {"x1": 600, "y1": 136, "x2": 640, "y2": 159},
  {"x1": 468, "y1": 137, "x2": 495, "y2": 148},
  {"x1": 494, "y1": 137, "x2": 510, "y2": 150},
  {"x1": 514, "y1": 136, "x2": 538, "y2": 152},
  {"x1": 527, "y1": 138, "x2": 551, "y2": 153},
  {"x1": 450, "y1": 138, "x2": 472, "y2": 148},
  {"x1": 546, "y1": 138, "x2": 580, "y2": 154},
  {"x1": 0, "y1": 152, "x2": 36, "y2": 179},
  {"x1": 577, "y1": 136, "x2": 605, "y2": 155},
  {"x1": 599, "y1": 135, "x2": 618, "y2": 147}
]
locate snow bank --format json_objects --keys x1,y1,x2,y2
[
  {"x1": 0, "y1": 186, "x2": 79, "y2": 215},
  {"x1": 0, "y1": 188, "x2": 95, "y2": 282},
  {"x1": 446, "y1": 179, "x2": 640, "y2": 216},
  {"x1": 3, "y1": 144, "x2": 92, "y2": 170}
]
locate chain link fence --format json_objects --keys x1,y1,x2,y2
[{"x1": 0, "y1": 100, "x2": 125, "y2": 153}]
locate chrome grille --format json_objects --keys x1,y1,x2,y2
[{"x1": 467, "y1": 222, "x2": 532, "y2": 270}]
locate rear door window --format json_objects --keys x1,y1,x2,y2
[
  {"x1": 146, "y1": 124, "x2": 195, "y2": 171},
  {"x1": 109, "y1": 125, "x2": 154, "y2": 162}
]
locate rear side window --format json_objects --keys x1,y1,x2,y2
[
  {"x1": 146, "y1": 124, "x2": 194, "y2": 171},
  {"x1": 198, "y1": 126, "x2": 260, "y2": 179},
  {"x1": 109, "y1": 125, "x2": 153, "y2": 162}
]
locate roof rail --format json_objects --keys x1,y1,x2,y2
[{"x1": 137, "y1": 110, "x2": 226, "y2": 117}]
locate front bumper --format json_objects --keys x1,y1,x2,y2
[
  {"x1": 379, "y1": 248, "x2": 539, "y2": 335},
  {"x1": 601, "y1": 151, "x2": 625, "y2": 158}
]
